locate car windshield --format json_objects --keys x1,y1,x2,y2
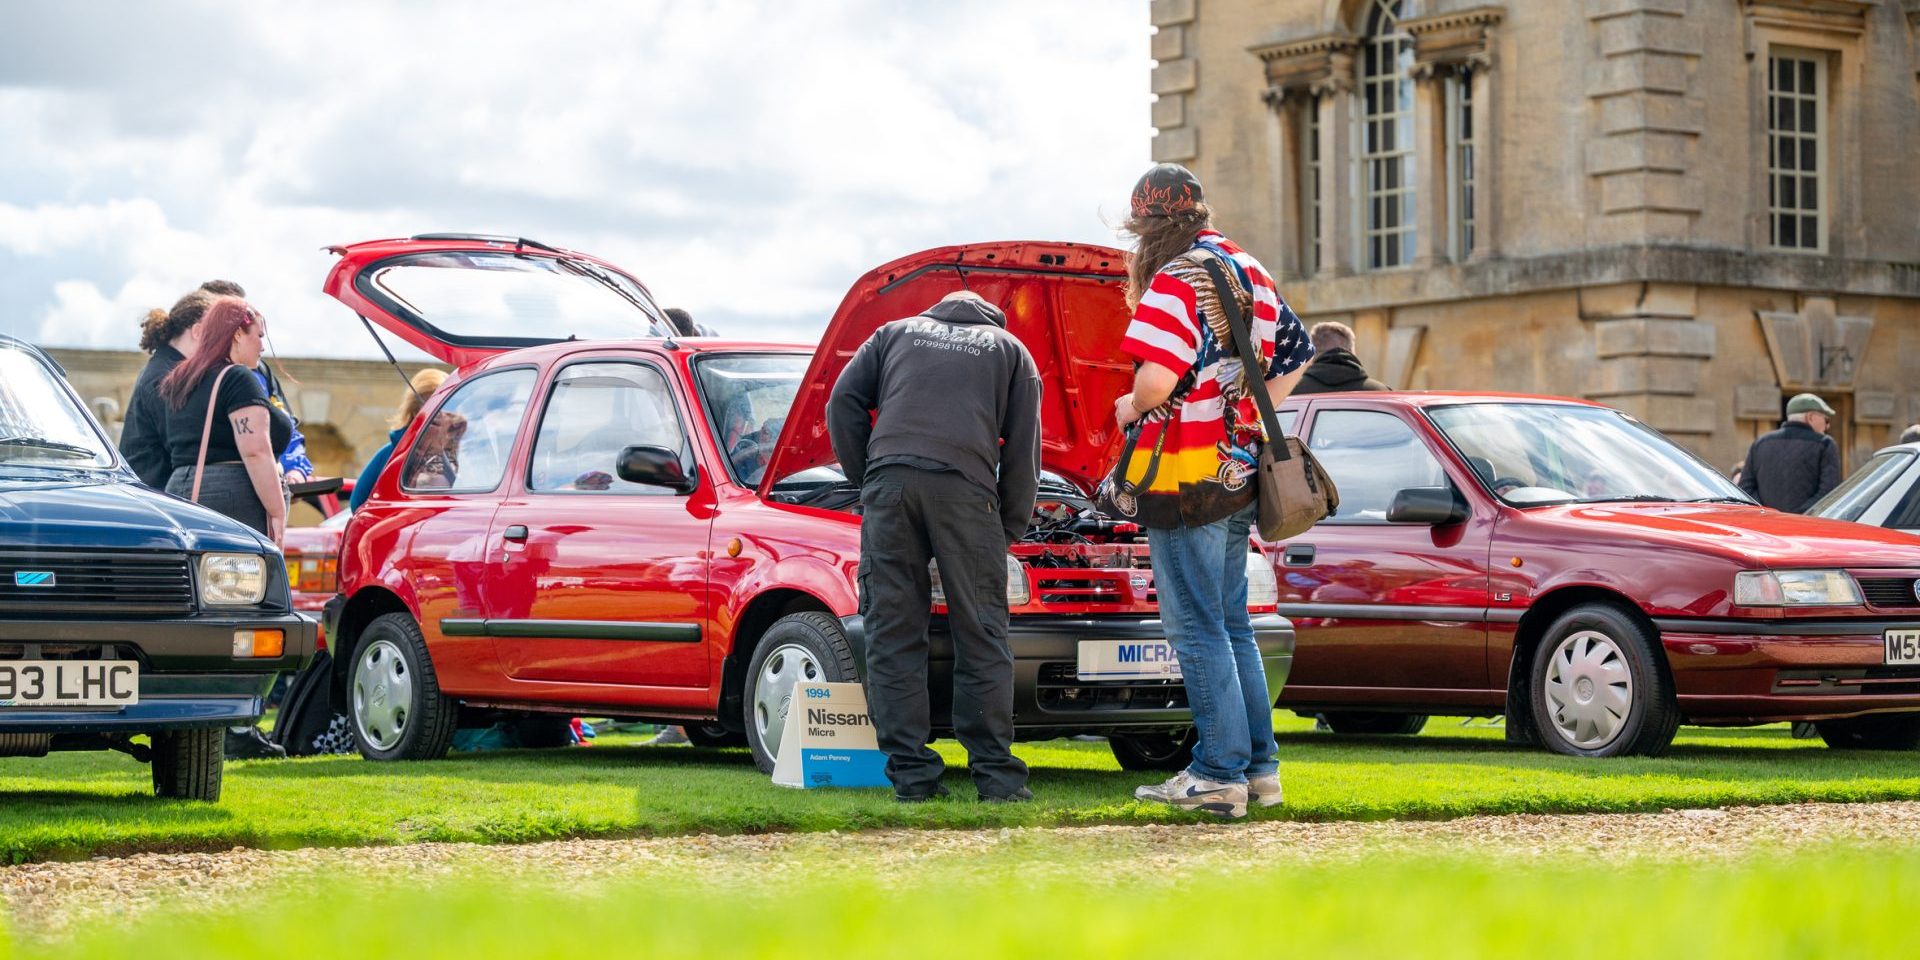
[
  {"x1": 0, "y1": 345, "x2": 115, "y2": 471},
  {"x1": 1808, "y1": 449, "x2": 1915, "y2": 522},
  {"x1": 693, "y1": 354, "x2": 810, "y2": 487},
  {"x1": 1426, "y1": 403, "x2": 1748, "y2": 506},
  {"x1": 364, "y1": 251, "x2": 666, "y2": 343}
]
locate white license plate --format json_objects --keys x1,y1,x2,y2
[
  {"x1": 1077, "y1": 639, "x2": 1182, "y2": 681},
  {"x1": 1887, "y1": 630, "x2": 1920, "y2": 666},
  {"x1": 0, "y1": 661, "x2": 139, "y2": 708}
]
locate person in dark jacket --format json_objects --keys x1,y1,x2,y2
[
  {"x1": 1738, "y1": 393, "x2": 1842, "y2": 513},
  {"x1": 826, "y1": 290, "x2": 1042, "y2": 803},
  {"x1": 1293, "y1": 321, "x2": 1387, "y2": 394},
  {"x1": 122, "y1": 284, "x2": 238, "y2": 487}
]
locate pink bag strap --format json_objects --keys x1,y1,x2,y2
[{"x1": 189, "y1": 364, "x2": 239, "y2": 503}]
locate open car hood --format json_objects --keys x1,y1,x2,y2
[
  {"x1": 322, "y1": 234, "x2": 670, "y2": 369},
  {"x1": 760, "y1": 241, "x2": 1133, "y2": 495}
]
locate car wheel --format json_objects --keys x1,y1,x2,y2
[
  {"x1": 1109, "y1": 729, "x2": 1196, "y2": 771},
  {"x1": 512, "y1": 715, "x2": 575, "y2": 749},
  {"x1": 1527, "y1": 603, "x2": 1679, "y2": 758},
  {"x1": 350, "y1": 612, "x2": 457, "y2": 761},
  {"x1": 743, "y1": 611, "x2": 859, "y2": 774},
  {"x1": 1318, "y1": 712, "x2": 1429, "y2": 736},
  {"x1": 151, "y1": 728, "x2": 223, "y2": 801},
  {"x1": 685, "y1": 723, "x2": 748, "y2": 748},
  {"x1": 1815, "y1": 714, "x2": 1920, "y2": 751}
]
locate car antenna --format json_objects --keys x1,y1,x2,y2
[{"x1": 358, "y1": 314, "x2": 426, "y2": 405}]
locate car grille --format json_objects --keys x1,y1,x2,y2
[
  {"x1": 0, "y1": 643, "x2": 145, "y2": 664},
  {"x1": 1036, "y1": 661, "x2": 1187, "y2": 711},
  {"x1": 1855, "y1": 578, "x2": 1920, "y2": 609},
  {"x1": 0, "y1": 549, "x2": 194, "y2": 616}
]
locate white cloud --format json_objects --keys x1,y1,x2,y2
[{"x1": 0, "y1": 0, "x2": 1153, "y2": 358}]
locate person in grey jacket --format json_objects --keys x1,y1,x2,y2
[
  {"x1": 1738, "y1": 393, "x2": 1842, "y2": 513},
  {"x1": 826, "y1": 290, "x2": 1042, "y2": 803}
]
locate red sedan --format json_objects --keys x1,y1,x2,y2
[
  {"x1": 319, "y1": 234, "x2": 1294, "y2": 771},
  {"x1": 1269, "y1": 392, "x2": 1920, "y2": 756}
]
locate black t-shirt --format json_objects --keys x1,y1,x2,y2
[{"x1": 164, "y1": 364, "x2": 293, "y2": 470}]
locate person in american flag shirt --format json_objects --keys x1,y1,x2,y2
[{"x1": 1109, "y1": 163, "x2": 1313, "y2": 819}]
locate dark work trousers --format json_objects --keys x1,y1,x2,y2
[{"x1": 858, "y1": 464, "x2": 1029, "y2": 799}]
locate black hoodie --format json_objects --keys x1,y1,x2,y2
[
  {"x1": 1294, "y1": 348, "x2": 1388, "y2": 394},
  {"x1": 827, "y1": 293, "x2": 1042, "y2": 545}
]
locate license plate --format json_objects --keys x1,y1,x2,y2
[
  {"x1": 1077, "y1": 639, "x2": 1182, "y2": 681},
  {"x1": 1887, "y1": 630, "x2": 1920, "y2": 666},
  {"x1": 0, "y1": 661, "x2": 139, "y2": 708}
]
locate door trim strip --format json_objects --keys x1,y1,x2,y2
[{"x1": 437, "y1": 618, "x2": 701, "y2": 642}]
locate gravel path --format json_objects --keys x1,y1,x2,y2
[{"x1": 7, "y1": 800, "x2": 1918, "y2": 938}]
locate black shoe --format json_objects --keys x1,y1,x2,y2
[
  {"x1": 894, "y1": 783, "x2": 952, "y2": 803},
  {"x1": 224, "y1": 725, "x2": 286, "y2": 760},
  {"x1": 979, "y1": 786, "x2": 1034, "y2": 804}
]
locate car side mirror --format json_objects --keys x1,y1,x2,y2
[
  {"x1": 1387, "y1": 486, "x2": 1467, "y2": 525},
  {"x1": 617, "y1": 445, "x2": 697, "y2": 494}
]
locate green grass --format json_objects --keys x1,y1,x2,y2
[
  {"x1": 3, "y1": 716, "x2": 1918, "y2": 864},
  {"x1": 9, "y1": 847, "x2": 1919, "y2": 959}
]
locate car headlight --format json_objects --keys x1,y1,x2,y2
[
  {"x1": 1246, "y1": 548, "x2": 1279, "y2": 609},
  {"x1": 929, "y1": 555, "x2": 1029, "y2": 608},
  {"x1": 200, "y1": 553, "x2": 267, "y2": 606},
  {"x1": 1733, "y1": 569, "x2": 1862, "y2": 607}
]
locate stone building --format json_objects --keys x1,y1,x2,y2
[
  {"x1": 1151, "y1": 0, "x2": 1920, "y2": 471},
  {"x1": 50, "y1": 348, "x2": 440, "y2": 522}
]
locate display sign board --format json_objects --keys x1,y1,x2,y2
[{"x1": 770, "y1": 681, "x2": 892, "y2": 789}]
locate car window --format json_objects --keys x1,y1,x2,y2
[
  {"x1": 1426, "y1": 403, "x2": 1745, "y2": 506},
  {"x1": 0, "y1": 345, "x2": 115, "y2": 471},
  {"x1": 1808, "y1": 450, "x2": 1914, "y2": 523},
  {"x1": 402, "y1": 368, "x2": 537, "y2": 494},
  {"x1": 693, "y1": 354, "x2": 807, "y2": 487},
  {"x1": 529, "y1": 362, "x2": 687, "y2": 495},
  {"x1": 1307, "y1": 410, "x2": 1446, "y2": 522}
]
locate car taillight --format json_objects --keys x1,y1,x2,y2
[{"x1": 288, "y1": 554, "x2": 339, "y2": 594}]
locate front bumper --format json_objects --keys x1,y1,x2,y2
[
  {"x1": 0, "y1": 611, "x2": 316, "y2": 734},
  {"x1": 1655, "y1": 617, "x2": 1920, "y2": 723},
  {"x1": 839, "y1": 614, "x2": 1295, "y2": 738}
]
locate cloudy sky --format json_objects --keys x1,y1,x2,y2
[{"x1": 0, "y1": 1, "x2": 1152, "y2": 359}]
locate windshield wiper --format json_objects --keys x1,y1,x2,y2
[
  {"x1": 0, "y1": 436, "x2": 97, "y2": 459},
  {"x1": 1678, "y1": 496, "x2": 1754, "y2": 504},
  {"x1": 1575, "y1": 495, "x2": 1677, "y2": 504}
]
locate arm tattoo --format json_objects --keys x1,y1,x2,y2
[{"x1": 235, "y1": 418, "x2": 255, "y2": 435}]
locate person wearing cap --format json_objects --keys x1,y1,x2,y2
[
  {"x1": 1109, "y1": 163, "x2": 1313, "y2": 819},
  {"x1": 1738, "y1": 393, "x2": 1842, "y2": 513},
  {"x1": 826, "y1": 290, "x2": 1042, "y2": 804}
]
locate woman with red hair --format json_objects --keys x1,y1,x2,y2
[{"x1": 159, "y1": 297, "x2": 293, "y2": 544}]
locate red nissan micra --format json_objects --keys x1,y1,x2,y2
[
  {"x1": 1269, "y1": 392, "x2": 1920, "y2": 756},
  {"x1": 319, "y1": 234, "x2": 1294, "y2": 772}
]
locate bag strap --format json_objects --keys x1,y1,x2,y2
[
  {"x1": 1198, "y1": 255, "x2": 1293, "y2": 462},
  {"x1": 1112, "y1": 419, "x2": 1171, "y2": 496},
  {"x1": 189, "y1": 364, "x2": 239, "y2": 503}
]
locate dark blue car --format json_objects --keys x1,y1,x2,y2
[{"x1": 0, "y1": 334, "x2": 316, "y2": 800}]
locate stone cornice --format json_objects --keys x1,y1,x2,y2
[
  {"x1": 1742, "y1": 0, "x2": 1877, "y2": 36},
  {"x1": 1287, "y1": 246, "x2": 1920, "y2": 316},
  {"x1": 1404, "y1": 5, "x2": 1504, "y2": 75},
  {"x1": 1249, "y1": 31, "x2": 1356, "y2": 64},
  {"x1": 1248, "y1": 31, "x2": 1358, "y2": 96}
]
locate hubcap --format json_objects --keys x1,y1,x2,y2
[
  {"x1": 352, "y1": 639, "x2": 413, "y2": 751},
  {"x1": 1543, "y1": 630, "x2": 1634, "y2": 749},
  {"x1": 753, "y1": 643, "x2": 823, "y2": 758}
]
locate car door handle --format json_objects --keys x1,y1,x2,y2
[
  {"x1": 1282, "y1": 544, "x2": 1315, "y2": 567},
  {"x1": 502, "y1": 524, "x2": 529, "y2": 543}
]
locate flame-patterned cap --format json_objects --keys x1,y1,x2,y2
[{"x1": 1130, "y1": 163, "x2": 1204, "y2": 217}]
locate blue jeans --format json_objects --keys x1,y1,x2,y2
[{"x1": 1146, "y1": 503, "x2": 1278, "y2": 783}]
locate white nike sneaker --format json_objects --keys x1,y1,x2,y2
[
  {"x1": 1133, "y1": 770, "x2": 1248, "y2": 819},
  {"x1": 1248, "y1": 774, "x2": 1283, "y2": 808}
]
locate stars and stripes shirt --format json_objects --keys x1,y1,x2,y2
[{"x1": 1118, "y1": 230, "x2": 1312, "y2": 516}]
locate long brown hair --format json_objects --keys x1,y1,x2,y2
[
  {"x1": 159, "y1": 297, "x2": 259, "y2": 408},
  {"x1": 1121, "y1": 203, "x2": 1213, "y2": 308}
]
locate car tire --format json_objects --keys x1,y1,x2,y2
[
  {"x1": 150, "y1": 728, "x2": 223, "y2": 801},
  {"x1": 1814, "y1": 714, "x2": 1920, "y2": 751},
  {"x1": 1527, "y1": 603, "x2": 1679, "y2": 758},
  {"x1": 512, "y1": 715, "x2": 575, "y2": 749},
  {"x1": 685, "y1": 723, "x2": 748, "y2": 748},
  {"x1": 1318, "y1": 712, "x2": 1429, "y2": 736},
  {"x1": 349, "y1": 612, "x2": 457, "y2": 762},
  {"x1": 1109, "y1": 729, "x2": 1197, "y2": 771},
  {"x1": 743, "y1": 611, "x2": 859, "y2": 774}
]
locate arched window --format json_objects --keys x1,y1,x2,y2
[{"x1": 1359, "y1": 0, "x2": 1415, "y2": 269}]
